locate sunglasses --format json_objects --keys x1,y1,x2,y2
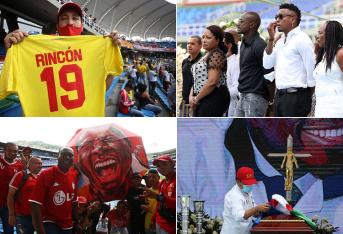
[{"x1": 275, "y1": 14, "x2": 293, "y2": 20}]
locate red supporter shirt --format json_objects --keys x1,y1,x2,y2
[
  {"x1": 106, "y1": 209, "x2": 129, "y2": 228},
  {"x1": 29, "y1": 165, "x2": 77, "y2": 230},
  {"x1": 0, "y1": 156, "x2": 23, "y2": 207},
  {"x1": 119, "y1": 89, "x2": 134, "y2": 114},
  {"x1": 156, "y1": 173, "x2": 176, "y2": 234},
  {"x1": 9, "y1": 171, "x2": 38, "y2": 215}
]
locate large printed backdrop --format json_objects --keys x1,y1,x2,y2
[{"x1": 67, "y1": 123, "x2": 149, "y2": 202}]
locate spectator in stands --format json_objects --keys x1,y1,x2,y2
[
  {"x1": 75, "y1": 196, "x2": 92, "y2": 234},
  {"x1": 181, "y1": 35, "x2": 202, "y2": 116},
  {"x1": 0, "y1": 142, "x2": 23, "y2": 234},
  {"x1": 144, "y1": 155, "x2": 176, "y2": 234},
  {"x1": 137, "y1": 61, "x2": 148, "y2": 86},
  {"x1": 136, "y1": 83, "x2": 162, "y2": 116},
  {"x1": 224, "y1": 31, "x2": 240, "y2": 117},
  {"x1": 263, "y1": 3, "x2": 315, "y2": 117},
  {"x1": 148, "y1": 64, "x2": 158, "y2": 98},
  {"x1": 143, "y1": 169, "x2": 160, "y2": 234},
  {"x1": 3, "y1": 2, "x2": 121, "y2": 90},
  {"x1": 129, "y1": 64, "x2": 138, "y2": 87},
  {"x1": 20, "y1": 146, "x2": 32, "y2": 168},
  {"x1": 106, "y1": 200, "x2": 130, "y2": 234},
  {"x1": 313, "y1": 20, "x2": 343, "y2": 117},
  {"x1": 235, "y1": 12, "x2": 272, "y2": 117},
  {"x1": 160, "y1": 66, "x2": 171, "y2": 92},
  {"x1": 88, "y1": 201, "x2": 110, "y2": 234},
  {"x1": 7, "y1": 156, "x2": 42, "y2": 234},
  {"x1": 119, "y1": 81, "x2": 145, "y2": 117},
  {"x1": 30, "y1": 147, "x2": 77, "y2": 234},
  {"x1": 167, "y1": 82, "x2": 176, "y2": 117},
  {"x1": 189, "y1": 25, "x2": 229, "y2": 117},
  {"x1": 127, "y1": 173, "x2": 146, "y2": 234}
]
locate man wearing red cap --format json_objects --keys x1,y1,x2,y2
[
  {"x1": 4, "y1": 2, "x2": 120, "y2": 48},
  {"x1": 1, "y1": 2, "x2": 122, "y2": 116},
  {"x1": 220, "y1": 167, "x2": 270, "y2": 234},
  {"x1": 144, "y1": 155, "x2": 176, "y2": 234}
]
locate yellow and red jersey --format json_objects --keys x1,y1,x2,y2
[{"x1": 0, "y1": 35, "x2": 123, "y2": 116}]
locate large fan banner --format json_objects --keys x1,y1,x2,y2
[{"x1": 67, "y1": 123, "x2": 149, "y2": 202}]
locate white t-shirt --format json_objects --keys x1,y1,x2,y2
[
  {"x1": 129, "y1": 67, "x2": 137, "y2": 78},
  {"x1": 163, "y1": 70, "x2": 170, "y2": 82},
  {"x1": 221, "y1": 184, "x2": 255, "y2": 234},
  {"x1": 148, "y1": 70, "x2": 157, "y2": 82}
]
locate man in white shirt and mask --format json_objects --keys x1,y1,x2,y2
[
  {"x1": 263, "y1": 3, "x2": 315, "y2": 117},
  {"x1": 221, "y1": 167, "x2": 270, "y2": 234}
]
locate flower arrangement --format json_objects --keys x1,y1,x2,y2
[
  {"x1": 312, "y1": 215, "x2": 339, "y2": 234},
  {"x1": 177, "y1": 210, "x2": 223, "y2": 234}
]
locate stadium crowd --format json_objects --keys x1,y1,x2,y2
[
  {"x1": 0, "y1": 142, "x2": 176, "y2": 234},
  {"x1": 180, "y1": 3, "x2": 343, "y2": 117},
  {"x1": 118, "y1": 51, "x2": 176, "y2": 117}
]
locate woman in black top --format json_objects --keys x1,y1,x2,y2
[{"x1": 189, "y1": 25, "x2": 229, "y2": 117}]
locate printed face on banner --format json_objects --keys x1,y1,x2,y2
[
  {"x1": 246, "y1": 119, "x2": 343, "y2": 167},
  {"x1": 67, "y1": 125, "x2": 149, "y2": 201},
  {"x1": 78, "y1": 133, "x2": 132, "y2": 190}
]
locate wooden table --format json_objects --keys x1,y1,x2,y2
[{"x1": 250, "y1": 214, "x2": 314, "y2": 234}]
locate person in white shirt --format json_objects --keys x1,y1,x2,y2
[
  {"x1": 161, "y1": 67, "x2": 171, "y2": 92},
  {"x1": 263, "y1": 3, "x2": 315, "y2": 117},
  {"x1": 148, "y1": 64, "x2": 158, "y2": 97},
  {"x1": 129, "y1": 65, "x2": 138, "y2": 87},
  {"x1": 224, "y1": 27, "x2": 241, "y2": 53},
  {"x1": 221, "y1": 167, "x2": 270, "y2": 234},
  {"x1": 314, "y1": 20, "x2": 343, "y2": 117},
  {"x1": 224, "y1": 31, "x2": 240, "y2": 117}
]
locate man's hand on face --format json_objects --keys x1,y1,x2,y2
[
  {"x1": 104, "y1": 31, "x2": 121, "y2": 47},
  {"x1": 267, "y1": 21, "x2": 277, "y2": 40},
  {"x1": 4, "y1": 29, "x2": 28, "y2": 50}
]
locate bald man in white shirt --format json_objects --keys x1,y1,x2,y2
[{"x1": 263, "y1": 3, "x2": 315, "y2": 117}]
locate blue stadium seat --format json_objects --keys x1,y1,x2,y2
[
  {"x1": 117, "y1": 112, "x2": 130, "y2": 117},
  {"x1": 154, "y1": 86, "x2": 171, "y2": 111},
  {"x1": 141, "y1": 108, "x2": 156, "y2": 117}
]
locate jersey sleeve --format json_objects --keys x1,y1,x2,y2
[
  {"x1": 29, "y1": 170, "x2": 47, "y2": 205},
  {"x1": 106, "y1": 209, "x2": 114, "y2": 219},
  {"x1": 0, "y1": 47, "x2": 19, "y2": 99},
  {"x1": 9, "y1": 171, "x2": 24, "y2": 190},
  {"x1": 104, "y1": 39, "x2": 124, "y2": 76},
  {"x1": 208, "y1": 50, "x2": 226, "y2": 71}
]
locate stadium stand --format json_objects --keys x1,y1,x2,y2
[{"x1": 177, "y1": 0, "x2": 343, "y2": 42}]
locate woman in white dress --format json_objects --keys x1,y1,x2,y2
[
  {"x1": 314, "y1": 20, "x2": 343, "y2": 117},
  {"x1": 224, "y1": 31, "x2": 240, "y2": 117}
]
